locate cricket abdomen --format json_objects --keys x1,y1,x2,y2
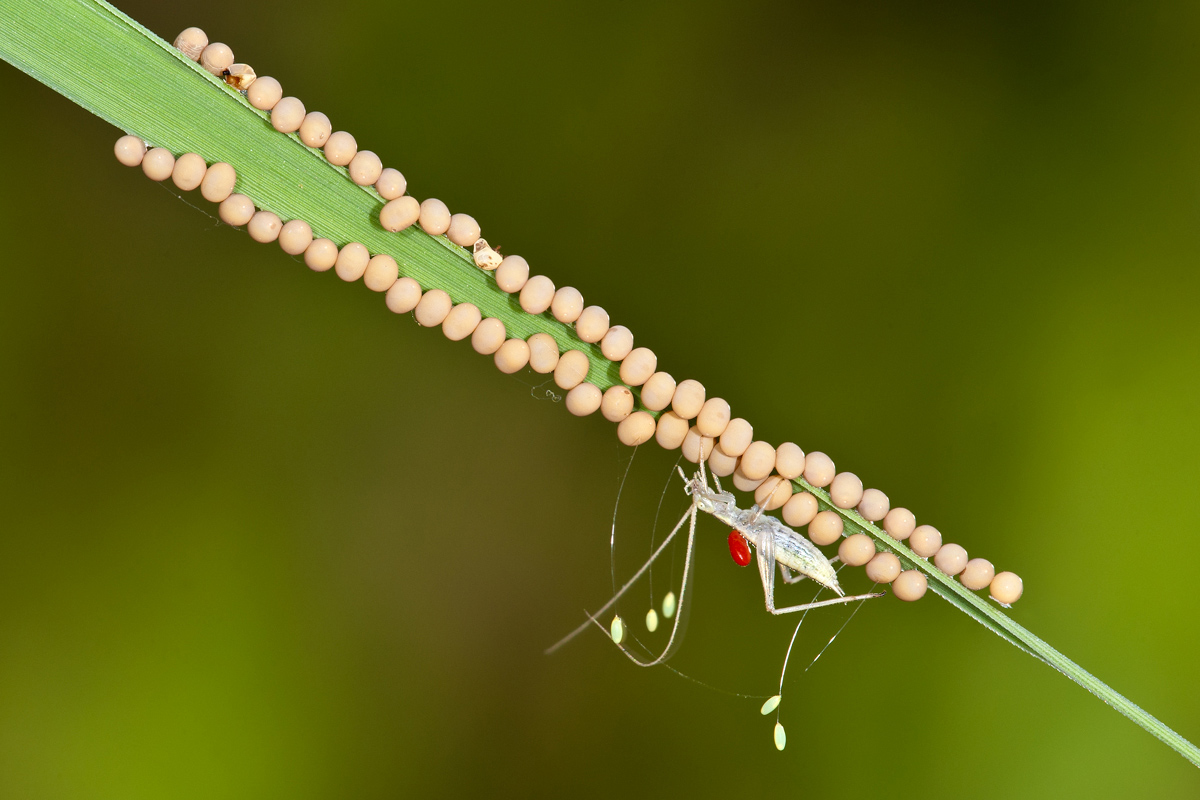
[
  {"x1": 702, "y1": 491, "x2": 843, "y2": 597},
  {"x1": 745, "y1": 515, "x2": 843, "y2": 597}
]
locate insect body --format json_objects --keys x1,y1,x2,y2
[
  {"x1": 547, "y1": 462, "x2": 881, "y2": 661},
  {"x1": 689, "y1": 469, "x2": 843, "y2": 601},
  {"x1": 547, "y1": 461, "x2": 884, "y2": 751}
]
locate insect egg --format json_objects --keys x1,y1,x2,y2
[
  {"x1": 218, "y1": 193, "x2": 255, "y2": 226},
  {"x1": 638, "y1": 372, "x2": 676, "y2": 411},
  {"x1": 610, "y1": 615, "x2": 626, "y2": 645},
  {"x1": 773, "y1": 442, "x2": 805, "y2": 480},
  {"x1": 865, "y1": 552, "x2": 902, "y2": 583},
  {"x1": 728, "y1": 531, "x2": 752, "y2": 566},
  {"x1": 857, "y1": 488, "x2": 890, "y2": 522},
  {"x1": 172, "y1": 27, "x2": 208, "y2": 61},
  {"x1": 760, "y1": 695, "x2": 781, "y2": 715},
  {"x1": 164, "y1": 149, "x2": 201, "y2": 184},
  {"x1": 802, "y1": 451, "x2": 835, "y2": 488},
  {"x1": 565, "y1": 383, "x2": 602, "y2": 416},
  {"x1": 774, "y1": 722, "x2": 787, "y2": 751},
  {"x1": 247, "y1": 210, "x2": 282, "y2": 243},
  {"x1": 380, "y1": 196, "x2": 420, "y2": 233},
  {"x1": 893, "y1": 570, "x2": 928, "y2": 601},
  {"x1": 807, "y1": 510, "x2": 843, "y2": 546},
  {"x1": 600, "y1": 385, "x2": 634, "y2": 422},
  {"x1": 298, "y1": 111, "x2": 332, "y2": 148},
  {"x1": 446, "y1": 213, "x2": 481, "y2": 247},
  {"x1": 304, "y1": 239, "x2": 339, "y2": 272},
  {"x1": 278, "y1": 219, "x2": 313, "y2": 255},
  {"x1": 170, "y1": 152, "x2": 207, "y2": 191},
  {"x1": 654, "y1": 411, "x2": 689, "y2": 450},
  {"x1": 600, "y1": 325, "x2": 634, "y2": 361},
  {"x1": 472, "y1": 239, "x2": 503, "y2": 270},
  {"x1": 470, "y1": 318, "x2": 506, "y2": 354},
  {"x1": 781, "y1": 491, "x2": 818, "y2": 527},
  {"x1": 199, "y1": 42, "x2": 233, "y2": 76},
  {"x1": 574, "y1": 305, "x2": 610, "y2": 343},
  {"x1": 837, "y1": 533, "x2": 876, "y2": 567},
  {"x1": 883, "y1": 507, "x2": 916, "y2": 540},
  {"x1": 670, "y1": 379, "x2": 706, "y2": 420},
  {"x1": 619, "y1": 348, "x2": 657, "y2": 388},
  {"x1": 661, "y1": 591, "x2": 677, "y2": 619},
  {"x1": 493, "y1": 338, "x2": 531, "y2": 374},
  {"x1": 616, "y1": 411, "x2": 656, "y2": 446},
  {"x1": 551, "y1": 286, "x2": 584, "y2": 323},
  {"x1": 348, "y1": 150, "x2": 383, "y2": 186},
  {"x1": 495, "y1": 255, "x2": 530, "y2": 293},
  {"x1": 246, "y1": 76, "x2": 283, "y2": 111},
  {"x1": 140, "y1": 147, "x2": 175, "y2": 181},
  {"x1": 551, "y1": 349, "x2": 588, "y2": 390},
  {"x1": 221, "y1": 63, "x2": 256, "y2": 91},
  {"x1": 645, "y1": 609, "x2": 659, "y2": 632},
  {"x1": 443, "y1": 303, "x2": 483, "y2": 342},
  {"x1": 696, "y1": 398, "x2": 731, "y2": 438},
  {"x1": 934, "y1": 543, "x2": 968, "y2": 576},
  {"x1": 681, "y1": 426, "x2": 716, "y2": 464},
  {"x1": 375, "y1": 168, "x2": 407, "y2": 200},
  {"x1": 270, "y1": 97, "x2": 306, "y2": 133},
  {"x1": 753, "y1": 475, "x2": 792, "y2": 510},
  {"x1": 199, "y1": 162, "x2": 237, "y2": 203},
  {"x1": 718, "y1": 417, "x2": 753, "y2": 458},
  {"x1": 528, "y1": 331, "x2": 559, "y2": 371},
  {"x1": 323, "y1": 131, "x2": 358, "y2": 166},
  {"x1": 990, "y1": 571, "x2": 1023, "y2": 605},
  {"x1": 363, "y1": 254, "x2": 398, "y2": 292},
  {"x1": 419, "y1": 198, "x2": 451, "y2": 234},
  {"x1": 113, "y1": 134, "x2": 146, "y2": 167},
  {"x1": 829, "y1": 471, "x2": 864, "y2": 509},
  {"x1": 335, "y1": 241, "x2": 370, "y2": 282},
  {"x1": 959, "y1": 557, "x2": 995, "y2": 591},
  {"x1": 414, "y1": 289, "x2": 452, "y2": 327},
  {"x1": 731, "y1": 465, "x2": 766, "y2": 493},
  {"x1": 519, "y1": 276, "x2": 556, "y2": 315},
  {"x1": 385, "y1": 278, "x2": 423, "y2": 314},
  {"x1": 909, "y1": 524, "x2": 942, "y2": 558},
  {"x1": 739, "y1": 441, "x2": 776, "y2": 481}
]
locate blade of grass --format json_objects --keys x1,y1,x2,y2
[
  {"x1": 0, "y1": 0, "x2": 626, "y2": 389},
  {"x1": 1, "y1": 0, "x2": 1197, "y2": 768},
  {"x1": 793, "y1": 476, "x2": 1200, "y2": 766}
]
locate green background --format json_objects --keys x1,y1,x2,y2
[{"x1": 2, "y1": 1, "x2": 1199, "y2": 796}]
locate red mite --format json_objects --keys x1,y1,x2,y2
[{"x1": 727, "y1": 531, "x2": 752, "y2": 567}]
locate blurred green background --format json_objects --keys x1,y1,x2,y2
[{"x1": 2, "y1": 0, "x2": 1199, "y2": 796}]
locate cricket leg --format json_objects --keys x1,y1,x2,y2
[
  {"x1": 756, "y1": 536, "x2": 881, "y2": 615},
  {"x1": 604, "y1": 504, "x2": 701, "y2": 668},
  {"x1": 546, "y1": 504, "x2": 694, "y2": 654}
]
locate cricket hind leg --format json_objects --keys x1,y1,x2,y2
[
  {"x1": 775, "y1": 577, "x2": 876, "y2": 701},
  {"x1": 756, "y1": 532, "x2": 883, "y2": 615}
]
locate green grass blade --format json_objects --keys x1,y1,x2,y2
[
  {"x1": 795, "y1": 476, "x2": 1200, "y2": 767},
  {"x1": 1, "y1": 0, "x2": 1197, "y2": 769},
  {"x1": 0, "y1": 0, "x2": 624, "y2": 391}
]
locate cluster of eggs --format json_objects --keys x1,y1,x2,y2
[{"x1": 117, "y1": 25, "x2": 1025, "y2": 609}]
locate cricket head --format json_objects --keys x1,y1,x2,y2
[{"x1": 679, "y1": 466, "x2": 734, "y2": 515}]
